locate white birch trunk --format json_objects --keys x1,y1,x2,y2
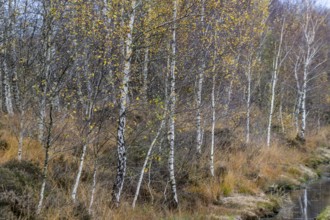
[
  {"x1": 299, "y1": 13, "x2": 312, "y2": 140},
  {"x1": 294, "y1": 57, "x2": 302, "y2": 133},
  {"x1": 266, "y1": 19, "x2": 285, "y2": 147},
  {"x1": 71, "y1": 47, "x2": 93, "y2": 203},
  {"x1": 300, "y1": 67, "x2": 308, "y2": 140},
  {"x1": 196, "y1": 0, "x2": 205, "y2": 155},
  {"x1": 112, "y1": 0, "x2": 137, "y2": 207},
  {"x1": 167, "y1": 0, "x2": 179, "y2": 208},
  {"x1": 36, "y1": 148, "x2": 49, "y2": 215},
  {"x1": 297, "y1": 1, "x2": 323, "y2": 140},
  {"x1": 0, "y1": 0, "x2": 3, "y2": 111},
  {"x1": 279, "y1": 87, "x2": 285, "y2": 133},
  {"x1": 88, "y1": 158, "x2": 98, "y2": 215},
  {"x1": 1, "y1": 0, "x2": 14, "y2": 116},
  {"x1": 295, "y1": 93, "x2": 302, "y2": 133},
  {"x1": 9, "y1": 0, "x2": 20, "y2": 110},
  {"x1": 267, "y1": 70, "x2": 277, "y2": 147},
  {"x1": 37, "y1": 105, "x2": 53, "y2": 215},
  {"x1": 132, "y1": 118, "x2": 165, "y2": 209},
  {"x1": 38, "y1": 29, "x2": 52, "y2": 143},
  {"x1": 3, "y1": 60, "x2": 14, "y2": 115},
  {"x1": 246, "y1": 61, "x2": 252, "y2": 144},
  {"x1": 71, "y1": 142, "x2": 87, "y2": 202},
  {"x1": 210, "y1": 72, "x2": 216, "y2": 177}
]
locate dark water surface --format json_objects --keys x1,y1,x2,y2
[{"x1": 264, "y1": 177, "x2": 330, "y2": 220}]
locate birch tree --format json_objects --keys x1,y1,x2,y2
[
  {"x1": 296, "y1": 0, "x2": 327, "y2": 140},
  {"x1": 112, "y1": 0, "x2": 138, "y2": 207},
  {"x1": 70, "y1": 0, "x2": 104, "y2": 203},
  {"x1": 266, "y1": 18, "x2": 288, "y2": 147},
  {"x1": 71, "y1": 51, "x2": 94, "y2": 203},
  {"x1": 195, "y1": 0, "x2": 206, "y2": 155},
  {"x1": 38, "y1": 0, "x2": 54, "y2": 143},
  {"x1": 167, "y1": 0, "x2": 178, "y2": 208},
  {"x1": 210, "y1": 50, "x2": 217, "y2": 177},
  {"x1": 36, "y1": 104, "x2": 53, "y2": 215},
  {"x1": 240, "y1": 0, "x2": 269, "y2": 143},
  {"x1": 1, "y1": 0, "x2": 15, "y2": 115},
  {"x1": 132, "y1": 115, "x2": 166, "y2": 208}
]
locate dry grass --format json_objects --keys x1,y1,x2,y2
[
  {"x1": 0, "y1": 129, "x2": 43, "y2": 164},
  {"x1": 0, "y1": 110, "x2": 329, "y2": 219}
]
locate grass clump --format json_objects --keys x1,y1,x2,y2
[
  {"x1": 0, "y1": 160, "x2": 42, "y2": 219},
  {"x1": 317, "y1": 206, "x2": 330, "y2": 220}
]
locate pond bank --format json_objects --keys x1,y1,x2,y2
[
  {"x1": 212, "y1": 147, "x2": 330, "y2": 220},
  {"x1": 263, "y1": 176, "x2": 330, "y2": 220}
]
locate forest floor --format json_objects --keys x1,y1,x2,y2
[{"x1": 0, "y1": 122, "x2": 329, "y2": 219}]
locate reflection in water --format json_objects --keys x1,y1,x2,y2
[{"x1": 264, "y1": 177, "x2": 330, "y2": 220}]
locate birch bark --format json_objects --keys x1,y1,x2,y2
[
  {"x1": 167, "y1": 0, "x2": 179, "y2": 208},
  {"x1": 266, "y1": 19, "x2": 285, "y2": 147},
  {"x1": 210, "y1": 69, "x2": 216, "y2": 177},
  {"x1": 2, "y1": 0, "x2": 14, "y2": 116},
  {"x1": 196, "y1": 0, "x2": 206, "y2": 155},
  {"x1": 36, "y1": 105, "x2": 53, "y2": 215},
  {"x1": 246, "y1": 59, "x2": 252, "y2": 144},
  {"x1": 71, "y1": 47, "x2": 94, "y2": 203},
  {"x1": 88, "y1": 158, "x2": 98, "y2": 215},
  {"x1": 132, "y1": 117, "x2": 165, "y2": 208},
  {"x1": 112, "y1": 0, "x2": 137, "y2": 207},
  {"x1": 38, "y1": 16, "x2": 53, "y2": 142}
]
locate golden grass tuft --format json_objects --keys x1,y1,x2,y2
[{"x1": 0, "y1": 129, "x2": 43, "y2": 164}]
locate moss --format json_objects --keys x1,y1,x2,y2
[
  {"x1": 255, "y1": 196, "x2": 281, "y2": 218},
  {"x1": 317, "y1": 206, "x2": 330, "y2": 220}
]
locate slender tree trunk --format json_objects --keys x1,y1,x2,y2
[
  {"x1": 0, "y1": 0, "x2": 4, "y2": 111},
  {"x1": 295, "y1": 92, "x2": 302, "y2": 133},
  {"x1": 37, "y1": 105, "x2": 53, "y2": 215},
  {"x1": 71, "y1": 62, "x2": 93, "y2": 202},
  {"x1": 299, "y1": 40, "x2": 311, "y2": 140},
  {"x1": 39, "y1": 30, "x2": 52, "y2": 143},
  {"x1": 9, "y1": 0, "x2": 20, "y2": 111},
  {"x1": 112, "y1": 0, "x2": 137, "y2": 207},
  {"x1": 71, "y1": 140, "x2": 89, "y2": 202},
  {"x1": 267, "y1": 70, "x2": 277, "y2": 147},
  {"x1": 279, "y1": 87, "x2": 285, "y2": 133},
  {"x1": 37, "y1": 153, "x2": 48, "y2": 215},
  {"x1": 132, "y1": 118, "x2": 165, "y2": 209},
  {"x1": 267, "y1": 19, "x2": 285, "y2": 147},
  {"x1": 88, "y1": 158, "x2": 98, "y2": 215},
  {"x1": 293, "y1": 57, "x2": 301, "y2": 134},
  {"x1": 167, "y1": 0, "x2": 178, "y2": 208},
  {"x1": 210, "y1": 72, "x2": 216, "y2": 177},
  {"x1": 196, "y1": 0, "x2": 205, "y2": 155},
  {"x1": 246, "y1": 61, "x2": 252, "y2": 144},
  {"x1": 1, "y1": 0, "x2": 14, "y2": 116},
  {"x1": 3, "y1": 60, "x2": 14, "y2": 115},
  {"x1": 300, "y1": 69, "x2": 307, "y2": 140}
]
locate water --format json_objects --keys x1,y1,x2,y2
[{"x1": 266, "y1": 177, "x2": 330, "y2": 220}]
